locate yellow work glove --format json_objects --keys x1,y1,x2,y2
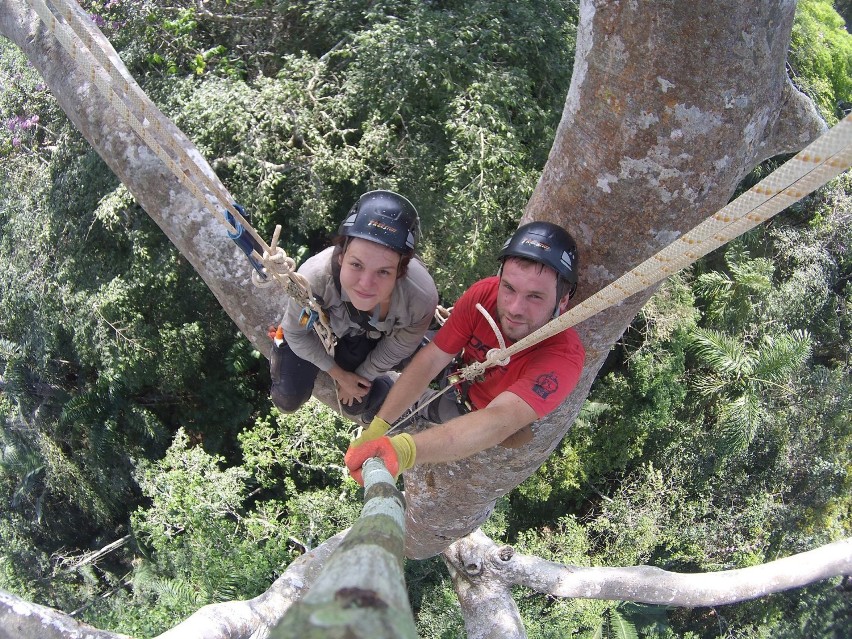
[
  {"x1": 388, "y1": 433, "x2": 416, "y2": 475},
  {"x1": 345, "y1": 433, "x2": 416, "y2": 485},
  {"x1": 351, "y1": 416, "x2": 391, "y2": 447}
]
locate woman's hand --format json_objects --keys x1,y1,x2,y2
[{"x1": 329, "y1": 365, "x2": 371, "y2": 405}]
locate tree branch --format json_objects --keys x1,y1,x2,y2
[
  {"x1": 0, "y1": 591, "x2": 131, "y2": 639},
  {"x1": 442, "y1": 529, "x2": 526, "y2": 639},
  {"x1": 761, "y1": 77, "x2": 828, "y2": 160},
  {"x1": 486, "y1": 535, "x2": 852, "y2": 607}
]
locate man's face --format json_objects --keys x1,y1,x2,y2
[{"x1": 496, "y1": 258, "x2": 568, "y2": 342}]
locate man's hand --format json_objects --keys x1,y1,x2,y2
[
  {"x1": 345, "y1": 434, "x2": 416, "y2": 485},
  {"x1": 351, "y1": 416, "x2": 391, "y2": 447}
]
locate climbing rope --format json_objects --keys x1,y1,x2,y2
[
  {"x1": 452, "y1": 113, "x2": 852, "y2": 385},
  {"x1": 29, "y1": 0, "x2": 336, "y2": 354},
  {"x1": 30, "y1": 0, "x2": 852, "y2": 411},
  {"x1": 386, "y1": 303, "x2": 506, "y2": 431}
]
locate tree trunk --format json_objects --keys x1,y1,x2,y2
[
  {"x1": 0, "y1": 0, "x2": 826, "y2": 563},
  {"x1": 399, "y1": 0, "x2": 826, "y2": 559}
]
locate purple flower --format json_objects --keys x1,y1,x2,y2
[{"x1": 12, "y1": 137, "x2": 21, "y2": 148}]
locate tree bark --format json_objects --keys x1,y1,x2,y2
[
  {"x1": 0, "y1": 590, "x2": 132, "y2": 639},
  {"x1": 270, "y1": 459, "x2": 417, "y2": 639},
  {"x1": 443, "y1": 530, "x2": 526, "y2": 639}
]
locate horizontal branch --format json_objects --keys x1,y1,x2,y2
[
  {"x1": 0, "y1": 591, "x2": 130, "y2": 639},
  {"x1": 490, "y1": 538, "x2": 852, "y2": 607}
]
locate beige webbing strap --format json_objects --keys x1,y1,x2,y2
[
  {"x1": 459, "y1": 113, "x2": 852, "y2": 382},
  {"x1": 30, "y1": 0, "x2": 336, "y2": 353}
]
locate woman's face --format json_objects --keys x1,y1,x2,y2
[{"x1": 338, "y1": 238, "x2": 402, "y2": 311}]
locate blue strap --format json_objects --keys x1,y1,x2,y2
[
  {"x1": 225, "y1": 204, "x2": 267, "y2": 280},
  {"x1": 299, "y1": 308, "x2": 320, "y2": 330}
]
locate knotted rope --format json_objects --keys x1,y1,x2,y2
[
  {"x1": 29, "y1": 0, "x2": 336, "y2": 353},
  {"x1": 455, "y1": 113, "x2": 852, "y2": 384}
]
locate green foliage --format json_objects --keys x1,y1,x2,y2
[
  {"x1": 121, "y1": 428, "x2": 299, "y2": 635},
  {"x1": 790, "y1": 0, "x2": 852, "y2": 123},
  {"x1": 239, "y1": 399, "x2": 353, "y2": 490},
  {"x1": 2, "y1": 2, "x2": 852, "y2": 638},
  {"x1": 688, "y1": 326, "x2": 812, "y2": 455},
  {"x1": 144, "y1": 0, "x2": 579, "y2": 300},
  {"x1": 594, "y1": 607, "x2": 638, "y2": 639},
  {"x1": 693, "y1": 248, "x2": 774, "y2": 331}
]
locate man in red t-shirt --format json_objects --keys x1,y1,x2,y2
[{"x1": 345, "y1": 221, "x2": 586, "y2": 483}]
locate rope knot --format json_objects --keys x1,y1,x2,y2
[{"x1": 485, "y1": 348, "x2": 510, "y2": 367}]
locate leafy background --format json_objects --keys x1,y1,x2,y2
[{"x1": 1, "y1": 0, "x2": 851, "y2": 637}]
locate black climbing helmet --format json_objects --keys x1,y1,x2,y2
[
  {"x1": 338, "y1": 190, "x2": 419, "y2": 256},
  {"x1": 499, "y1": 221, "x2": 579, "y2": 288}
]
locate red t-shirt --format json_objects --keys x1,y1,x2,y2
[{"x1": 432, "y1": 276, "x2": 585, "y2": 418}]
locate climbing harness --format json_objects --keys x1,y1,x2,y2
[
  {"x1": 386, "y1": 303, "x2": 503, "y2": 432},
  {"x1": 28, "y1": 0, "x2": 852, "y2": 423},
  {"x1": 27, "y1": 0, "x2": 336, "y2": 355}
]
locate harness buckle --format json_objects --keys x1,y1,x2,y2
[{"x1": 299, "y1": 308, "x2": 319, "y2": 330}]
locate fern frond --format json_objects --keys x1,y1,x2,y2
[
  {"x1": 597, "y1": 607, "x2": 639, "y2": 639},
  {"x1": 125, "y1": 404, "x2": 168, "y2": 442},
  {"x1": 59, "y1": 391, "x2": 106, "y2": 431},
  {"x1": 753, "y1": 330, "x2": 812, "y2": 385},
  {"x1": 728, "y1": 257, "x2": 773, "y2": 292},
  {"x1": 692, "y1": 374, "x2": 729, "y2": 398},
  {"x1": 717, "y1": 394, "x2": 763, "y2": 454},
  {"x1": 688, "y1": 328, "x2": 754, "y2": 375}
]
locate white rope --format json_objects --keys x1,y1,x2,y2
[
  {"x1": 475, "y1": 303, "x2": 510, "y2": 367},
  {"x1": 457, "y1": 113, "x2": 852, "y2": 383},
  {"x1": 30, "y1": 0, "x2": 336, "y2": 353}
]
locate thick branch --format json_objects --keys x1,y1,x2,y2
[
  {"x1": 442, "y1": 529, "x2": 526, "y2": 639},
  {"x1": 488, "y1": 537, "x2": 852, "y2": 607},
  {"x1": 0, "y1": 591, "x2": 131, "y2": 639},
  {"x1": 766, "y1": 77, "x2": 828, "y2": 156}
]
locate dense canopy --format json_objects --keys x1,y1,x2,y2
[{"x1": 1, "y1": 1, "x2": 851, "y2": 637}]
